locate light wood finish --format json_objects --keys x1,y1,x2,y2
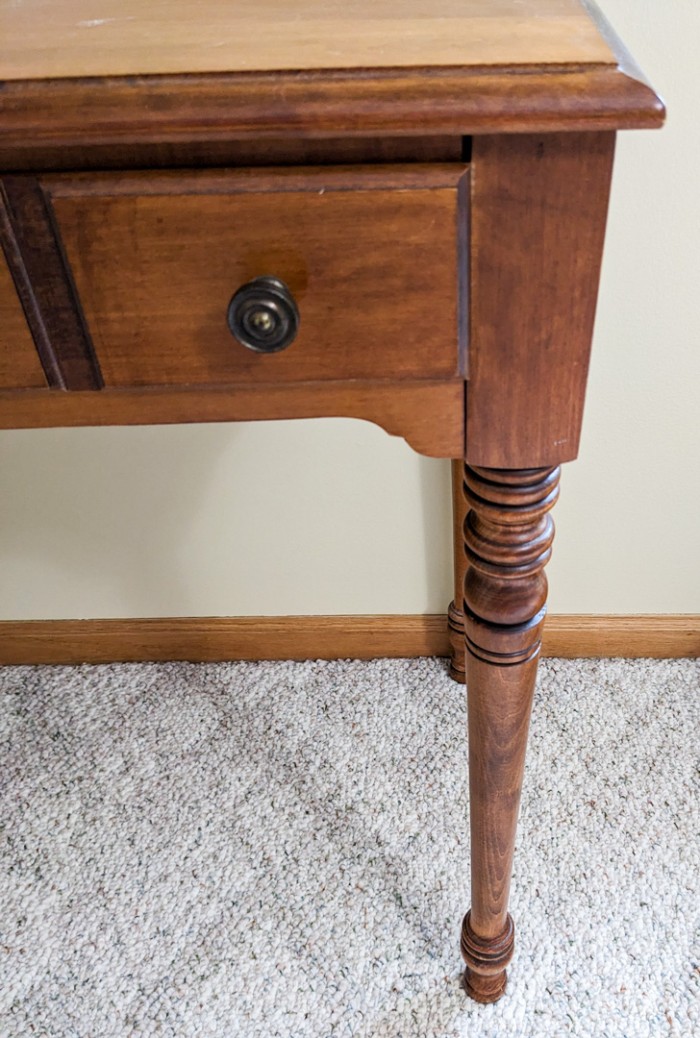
[
  {"x1": 544, "y1": 615, "x2": 700, "y2": 658},
  {"x1": 0, "y1": 0, "x2": 615, "y2": 80},
  {"x1": 0, "y1": 615, "x2": 448, "y2": 666},
  {"x1": 0, "y1": 2, "x2": 663, "y2": 155},
  {"x1": 46, "y1": 165, "x2": 465, "y2": 388},
  {"x1": 467, "y1": 132, "x2": 615, "y2": 468},
  {"x1": 0, "y1": 614, "x2": 695, "y2": 667},
  {"x1": 0, "y1": 235, "x2": 46, "y2": 389},
  {"x1": 0, "y1": 381, "x2": 465, "y2": 459}
]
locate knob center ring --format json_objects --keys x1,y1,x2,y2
[{"x1": 227, "y1": 276, "x2": 300, "y2": 354}]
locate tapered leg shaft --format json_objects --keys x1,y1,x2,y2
[
  {"x1": 459, "y1": 464, "x2": 560, "y2": 1002},
  {"x1": 448, "y1": 459, "x2": 468, "y2": 682}
]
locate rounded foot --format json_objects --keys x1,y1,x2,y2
[
  {"x1": 460, "y1": 911, "x2": 514, "y2": 1004},
  {"x1": 462, "y1": 966, "x2": 507, "y2": 1003}
]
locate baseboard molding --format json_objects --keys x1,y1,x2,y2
[
  {"x1": 0, "y1": 614, "x2": 697, "y2": 666},
  {"x1": 542, "y1": 614, "x2": 700, "y2": 659}
]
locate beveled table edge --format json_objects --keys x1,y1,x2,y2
[{"x1": 0, "y1": 64, "x2": 664, "y2": 154}]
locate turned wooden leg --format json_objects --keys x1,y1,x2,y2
[
  {"x1": 448, "y1": 458, "x2": 468, "y2": 682},
  {"x1": 459, "y1": 464, "x2": 560, "y2": 1003}
]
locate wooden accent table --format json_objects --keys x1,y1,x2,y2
[{"x1": 0, "y1": 0, "x2": 663, "y2": 1003}]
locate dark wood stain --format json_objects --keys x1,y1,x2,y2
[
  {"x1": 1, "y1": 177, "x2": 103, "y2": 390},
  {"x1": 467, "y1": 132, "x2": 616, "y2": 468},
  {"x1": 44, "y1": 166, "x2": 465, "y2": 390},
  {"x1": 459, "y1": 463, "x2": 560, "y2": 1001},
  {"x1": 0, "y1": 67, "x2": 664, "y2": 155},
  {"x1": 0, "y1": 380, "x2": 465, "y2": 460}
]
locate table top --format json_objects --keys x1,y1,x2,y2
[
  {"x1": 0, "y1": 0, "x2": 663, "y2": 150},
  {"x1": 1, "y1": 0, "x2": 615, "y2": 79}
]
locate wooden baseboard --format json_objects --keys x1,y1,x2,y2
[
  {"x1": 542, "y1": 615, "x2": 699, "y2": 659},
  {"x1": 0, "y1": 614, "x2": 697, "y2": 666}
]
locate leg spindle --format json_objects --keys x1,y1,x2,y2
[
  {"x1": 460, "y1": 464, "x2": 560, "y2": 1002},
  {"x1": 448, "y1": 459, "x2": 468, "y2": 682}
]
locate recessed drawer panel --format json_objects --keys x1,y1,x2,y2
[
  {"x1": 45, "y1": 166, "x2": 466, "y2": 388},
  {"x1": 0, "y1": 241, "x2": 46, "y2": 389}
]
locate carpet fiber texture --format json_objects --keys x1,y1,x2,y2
[{"x1": 1, "y1": 657, "x2": 698, "y2": 1037}]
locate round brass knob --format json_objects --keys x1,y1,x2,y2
[{"x1": 226, "y1": 276, "x2": 299, "y2": 353}]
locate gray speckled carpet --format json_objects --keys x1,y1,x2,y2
[{"x1": 1, "y1": 657, "x2": 698, "y2": 1038}]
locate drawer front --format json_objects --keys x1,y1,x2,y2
[
  {"x1": 45, "y1": 166, "x2": 466, "y2": 388},
  {"x1": 0, "y1": 239, "x2": 46, "y2": 389}
]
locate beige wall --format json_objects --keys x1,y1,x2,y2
[{"x1": 0, "y1": 0, "x2": 697, "y2": 621}]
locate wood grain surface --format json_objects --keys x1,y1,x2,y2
[
  {"x1": 448, "y1": 457, "x2": 469, "y2": 682},
  {"x1": 0, "y1": 230, "x2": 47, "y2": 390},
  {"x1": 0, "y1": 0, "x2": 614, "y2": 80},
  {"x1": 1, "y1": 178, "x2": 103, "y2": 390},
  {"x1": 0, "y1": 136, "x2": 464, "y2": 176},
  {"x1": 0, "y1": 615, "x2": 695, "y2": 666},
  {"x1": 0, "y1": 69, "x2": 664, "y2": 156},
  {"x1": 467, "y1": 132, "x2": 615, "y2": 468},
  {"x1": 460, "y1": 464, "x2": 561, "y2": 1000},
  {"x1": 0, "y1": 380, "x2": 465, "y2": 459},
  {"x1": 46, "y1": 166, "x2": 465, "y2": 388},
  {"x1": 0, "y1": 1, "x2": 664, "y2": 155}
]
